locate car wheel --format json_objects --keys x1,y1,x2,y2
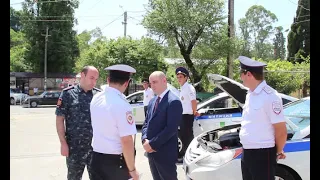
[
  {"x1": 10, "y1": 98, "x2": 15, "y2": 105},
  {"x1": 178, "y1": 132, "x2": 183, "y2": 157},
  {"x1": 275, "y1": 165, "x2": 296, "y2": 180},
  {"x1": 30, "y1": 101, "x2": 38, "y2": 108}
]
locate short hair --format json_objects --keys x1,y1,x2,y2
[
  {"x1": 81, "y1": 66, "x2": 90, "y2": 76},
  {"x1": 243, "y1": 70, "x2": 264, "y2": 80},
  {"x1": 108, "y1": 70, "x2": 131, "y2": 85}
]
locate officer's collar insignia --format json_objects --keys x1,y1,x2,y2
[
  {"x1": 262, "y1": 86, "x2": 273, "y2": 94},
  {"x1": 126, "y1": 111, "x2": 134, "y2": 125}
]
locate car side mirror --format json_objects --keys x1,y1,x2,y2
[{"x1": 43, "y1": 95, "x2": 46, "y2": 98}]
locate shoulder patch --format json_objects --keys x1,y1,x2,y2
[
  {"x1": 272, "y1": 101, "x2": 282, "y2": 114},
  {"x1": 263, "y1": 86, "x2": 274, "y2": 94},
  {"x1": 57, "y1": 98, "x2": 62, "y2": 108},
  {"x1": 126, "y1": 111, "x2": 134, "y2": 125},
  {"x1": 63, "y1": 85, "x2": 75, "y2": 91}
]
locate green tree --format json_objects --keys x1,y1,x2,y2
[
  {"x1": 273, "y1": 26, "x2": 286, "y2": 59},
  {"x1": 75, "y1": 36, "x2": 167, "y2": 85},
  {"x1": 142, "y1": 0, "x2": 226, "y2": 91},
  {"x1": 21, "y1": 0, "x2": 79, "y2": 73},
  {"x1": 10, "y1": 7, "x2": 23, "y2": 32},
  {"x1": 10, "y1": 28, "x2": 31, "y2": 72},
  {"x1": 287, "y1": 0, "x2": 310, "y2": 62},
  {"x1": 239, "y1": 5, "x2": 278, "y2": 59}
]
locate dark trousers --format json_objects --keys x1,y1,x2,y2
[
  {"x1": 90, "y1": 151, "x2": 131, "y2": 180},
  {"x1": 144, "y1": 106, "x2": 148, "y2": 117},
  {"x1": 241, "y1": 146, "x2": 277, "y2": 180},
  {"x1": 179, "y1": 114, "x2": 194, "y2": 157},
  {"x1": 148, "y1": 154, "x2": 177, "y2": 180},
  {"x1": 66, "y1": 142, "x2": 93, "y2": 180}
]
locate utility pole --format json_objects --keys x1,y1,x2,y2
[
  {"x1": 227, "y1": 0, "x2": 235, "y2": 79},
  {"x1": 123, "y1": 11, "x2": 127, "y2": 37},
  {"x1": 41, "y1": 26, "x2": 51, "y2": 91},
  {"x1": 226, "y1": 0, "x2": 235, "y2": 108}
]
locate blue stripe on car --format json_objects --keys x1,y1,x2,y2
[
  {"x1": 235, "y1": 139, "x2": 310, "y2": 159},
  {"x1": 196, "y1": 113, "x2": 242, "y2": 120}
]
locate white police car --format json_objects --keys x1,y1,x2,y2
[
  {"x1": 176, "y1": 74, "x2": 298, "y2": 157},
  {"x1": 183, "y1": 89, "x2": 310, "y2": 179}
]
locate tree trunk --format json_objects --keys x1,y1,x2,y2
[
  {"x1": 181, "y1": 53, "x2": 204, "y2": 92},
  {"x1": 302, "y1": 80, "x2": 309, "y2": 97}
]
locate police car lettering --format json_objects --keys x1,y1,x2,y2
[
  {"x1": 126, "y1": 111, "x2": 134, "y2": 125},
  {"x1": 272, "y1": 101, "x2": 282, "y2": 114},
  {"x1": 197, "y1": 113, "x2": 242, "y2": 120}
]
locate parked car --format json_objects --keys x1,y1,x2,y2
[
  {"x1": 10, "y1": 88, "x2": 28, "y2": 105},
  {"x1": 183, "y1": 96, "x2": 310, "y2": 180},
  {"x1": 175, "y1": 74, "x2": 298, "y2": 157},
  {"x1": 22, "y1": 91, "x2": 61, "y2": 108}
]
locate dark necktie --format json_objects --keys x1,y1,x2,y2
[{"x1": 153, "y1": 96, "x2": 161, "y2": 113}]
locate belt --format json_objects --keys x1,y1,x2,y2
[{"x1": 93, "y1": 151, "x2": 127, "y2": 169}]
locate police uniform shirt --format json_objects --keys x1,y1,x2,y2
[
  {"x1": 180, "y1": 82, "x2": 196, "y2": 115},
  {"x1": 239, "y1": 80, "x2": 286, "y2": 149},
  {"x1": 143, "y1": 87, "x2": 154, "y2": 106},
  {"x1": 55, "y1": 84, "x2": 101, "y2": 140},
  {"x1": 90, "y1": 86, "x2": 137, "y2": 154}
]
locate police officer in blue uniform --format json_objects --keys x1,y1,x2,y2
[
  {"x1": 238, "y1": 56, "x2": 287, "y2": 180},
  {"x1": 55, "y1": 66, "x2": 100, "y2": 180}
]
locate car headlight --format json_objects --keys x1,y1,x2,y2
[{"x1": 196, "y1": 148, "x2": 242, "y2": 167}]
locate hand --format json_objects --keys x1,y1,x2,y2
[
  {"x1": 194, "y1": 111, "x2": 200, "y2": 117},
  {"x1": 61, "y1": 142, "x2": 69, "y2": 157},
  {"x1": 129, "y1": 169, "x2": 140, "y2": 180},
  {"x1": 276, "y1": 151, "x2": 286, "y2": 160},
  {"x1": 143, "y1": 139, "x2": 156, "y2": 153}
]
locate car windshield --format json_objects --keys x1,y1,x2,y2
[
  {"x1": 39, "y1": 91, "x2": 47, "y2": 97},
  {"x1": 284, "y1": 98, "x2": 310, "y2": 130}
]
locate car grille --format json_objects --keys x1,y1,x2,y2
[{"x1": 186, "y1": 147, "x2": 201, "y2": 162}]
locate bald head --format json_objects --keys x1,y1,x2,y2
[
  {"x1": 149, "y1": 71, "x2": 167, "y2": 95},
  {"x1": 80, "y1": 65, "x2": 99, "y2": 91}
]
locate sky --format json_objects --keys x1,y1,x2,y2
[{"x1": 10, "y1": 0, "x2": 301, "y2": 41}]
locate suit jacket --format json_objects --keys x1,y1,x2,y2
[{"x1": 141, "y1": 90, "x2": 183, "y2": 160}]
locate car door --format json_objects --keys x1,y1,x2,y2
[
  {"x1": 194, "y1": 95, "x2": 242, "y2": 137},
  {"x1": 127, "y1": 92, "x2": 145, "y2": 125},
  {"x1": 42, "y1": 92, "x2": 57, "y2": 105},
  {"x1": 52, "y1": 92, "x2": 61, "y2": 105}
]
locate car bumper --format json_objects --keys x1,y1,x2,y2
[{"x1": 183, "y1": 156, "x2": 242, "y2": 180}]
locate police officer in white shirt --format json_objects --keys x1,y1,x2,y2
[
  {"x1": 90, "y1": 64, "x2": 140, "y2": 180},
  {"x1": 142, "y1": 78, "x2": 154, "y2": 117},
  {"x1": 238, "y1": 56, "x2": 287, "y2": 180},
  {"x1": 175, "y1": 67, "x2": 200, "y2": 162}
]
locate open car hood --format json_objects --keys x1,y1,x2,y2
[{"x1": 207, "y1": 74, "x2": 248, "y2": 107}]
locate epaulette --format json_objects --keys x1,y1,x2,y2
[
  {"x1": 262, "y1": 85, "x2": 274, "y2": 94},
  {"x1": 93, "y1": 87, "x2": 102, "y2": 92},
  {"x1": 62, "y1": 85, "x2": 75, "y2": 91}
]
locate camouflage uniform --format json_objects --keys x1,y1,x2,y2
[{"x1": 55, "y1": 84, "x2": 101, "y2": 180}]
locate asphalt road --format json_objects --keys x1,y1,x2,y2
[{"x1": 10, "y1": 105, "x2": 186, "y2": 180}]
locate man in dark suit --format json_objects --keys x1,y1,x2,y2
[{"x1": 141, "y1": 71, "x2": 183, "y2": 180}]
